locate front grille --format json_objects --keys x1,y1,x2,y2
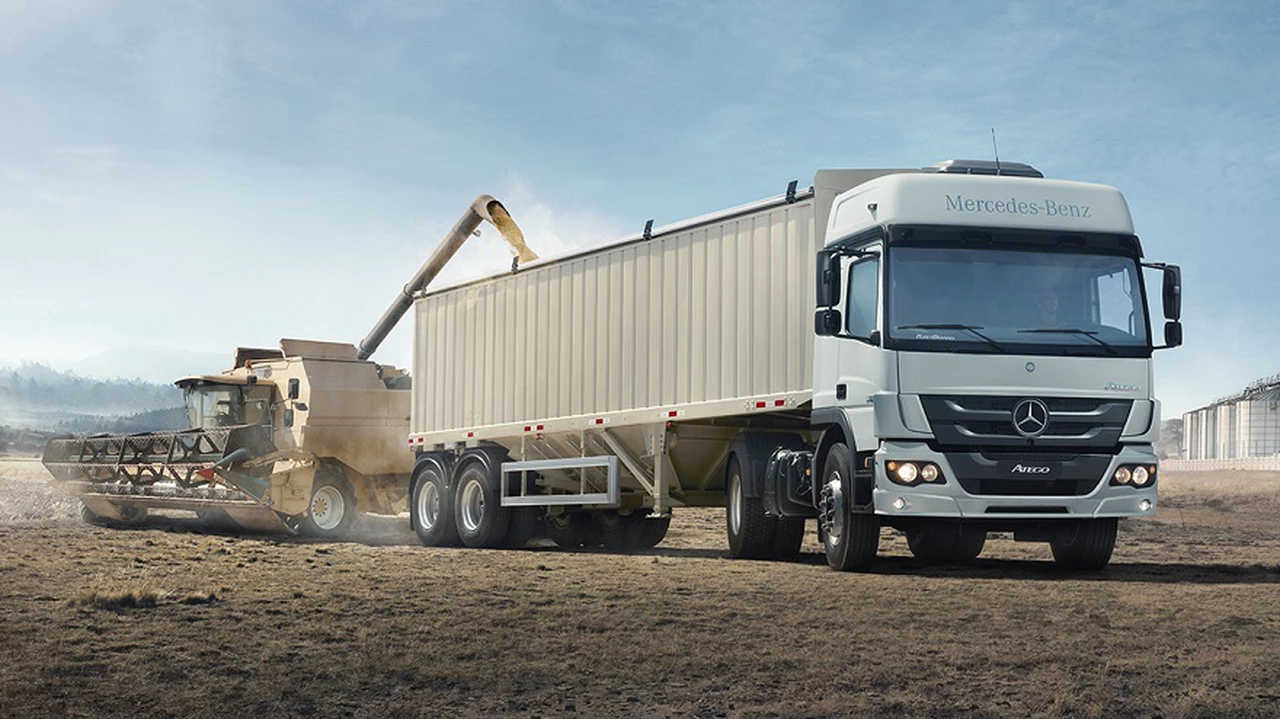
[
  {"x1": 958, "y1": 477, "x2": 1099, "y2": 496},
  {"x1": 921, "y1": 395, "x2": 1132, "y2": 450},
  {"x1": 984, "y1": 505, "x2": 1069, "y2": 514}
]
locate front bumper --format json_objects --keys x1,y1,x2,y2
[{"x1": 871, "y1": 440, "x2": 1158, "y2": 520}]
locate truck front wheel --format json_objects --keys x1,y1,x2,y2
[
  {"x1": 819, "y1": 442, "x2": 879, "y2": 572},
  {"x1": 1049, "y1": 518, "x2": 1117, "y2": 570}
]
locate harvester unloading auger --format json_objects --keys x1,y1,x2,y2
[{"x1": 42, "y1": 195, "x2": 534, "y2": 537}]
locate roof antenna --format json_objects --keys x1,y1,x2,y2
[{"x1": 991, "y1": 128, "x2": 1002, "y2": 175}]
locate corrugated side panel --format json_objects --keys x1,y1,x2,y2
[{"x1": 412, "y1": 199, "x2": 816, "y2": 435}]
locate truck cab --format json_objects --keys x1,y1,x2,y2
[{"x1": 810, "y1": 161, "x2": 1182, "y2": 570}]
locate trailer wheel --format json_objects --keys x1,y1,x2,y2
[
  {"x1": 771, "y1": 518, "x2": 805, "y2": 560},
  {"x1": 502, "y1": 508, "x2": 540, "y2": 549},
  {"x1": 598, "y1": 511, "x2": 646, "y2": 551},
  {"x1": 819, "y1": 442, "x2": 879, "y2": 572},
  {"x1": 545, "y1": 512, "x2": 594, "y2": 549},
  {"x1": 300, "y1": 469, "x2": 356, "y2": 538},
  {"x1": 411, "y1": 460, "x2": 458, "y2": 547},
  {"x1": 453, "y1": 462, "x2": 511, "y2": 548},
  {"x1": 725, "y1": 456, "x2": 775, "y2": 559},
  {"x1": 1050, "y1": 518, "x2": 1117, "y2": 570}
]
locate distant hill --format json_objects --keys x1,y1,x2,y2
[
  {"x1": 0, "y1": 363, "x2": 187, "y2": 433},
  {"x1": 65, "y1": 346, "x2": 228, "y2": 385}
]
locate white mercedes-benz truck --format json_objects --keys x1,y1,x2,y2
[{"x1": 404, "y1": 160, "x2": 1182, "y2": 571}]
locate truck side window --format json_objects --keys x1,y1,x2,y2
[{"x1": 846, "y1": 257, "x2": 880, "y2": 339}]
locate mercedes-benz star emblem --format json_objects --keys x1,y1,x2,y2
[{"x1": 1012, "y1": 398, "x2": 1050, "y2": 437}]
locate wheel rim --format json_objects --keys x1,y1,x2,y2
[
  {"x1": 417, "y1": 479, "x2": 440, "y2": 529},
  {"x1": 820, "y1": 472, "x2": 845, "y2": 547},
  {"x1": 460, "y1": 478, "x2": 485, "y2": 533},
  {"x1": 310, "y1": 485, "x2": 346, "y2": 531},
  {"x1": 728, "y1": 474, "x2": 742, "y2": 535}
]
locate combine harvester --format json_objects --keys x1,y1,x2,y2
[
  {"x1": 42, "y1": 196, "x2": 534, "y2": 537},
  {"x1": 404, "y1": 160, "x2": 1183, "y2": 570}
]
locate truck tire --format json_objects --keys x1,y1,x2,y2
[
  {"x1": 725, "y1": 456, "x2": 775, "y2": 559},
  {"x1": 545, "y1": 512, "x2": 594, "y2": 549},
  {"x1": 411, "y1": 460, "x2": 459, "y2": 547},
  {"x1": 819, "y1": 442, "x2": 879, "y2": 572},
  {"x1": 502, "y1": 508, "x2": 540, "y2": 549},
  {"x1": 637, "y1": 515, "x2": 671, "y2": 549},
  {"x1": 952, "y1": 528, "x2": 986, "y2": 563},
  {"x1": 1050, "y1": 518, "x2": 1117, "y2": 570},
  {"x1": 300, "y1": 469, "x2": 357, "y2": 538},
  {"x1": 453, "y1": 461, "x2": 511, "y2": 548},
  {"x1": 771, "y1": 518, "x2": 805, "y2": 560}
]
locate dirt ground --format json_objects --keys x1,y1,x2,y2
[{"x1": 1, "y1": 457, "x2": 1277, "y2": 718}]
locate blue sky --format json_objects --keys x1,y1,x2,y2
[{"x1": 1, "y1": 0, "x2": 1277, "y2": 417}]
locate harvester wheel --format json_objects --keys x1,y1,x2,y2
[
  {"x1": 411, "y1": 459, "x2": 459, "y2": 547},
  {"x1": 453, "y1": 461, "x2": 511, "y2": 548},
  {"x1": 725, "y1": 457, "x2": 774, "y2": 559},
  {"x1": 300, "y1": 469, "x2": 357, "y2": 538}
]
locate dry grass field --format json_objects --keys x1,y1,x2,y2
[{"x1": 1, "y1": 457, "x2": 1278, "y2": 718}]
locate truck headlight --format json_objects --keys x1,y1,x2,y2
[
  {"x1": 1132, "y1": 465, "x2": 1153, "y2": 487},
  {"x1": 886, "y1": 461, "x2": 944, "y2": 486},
  {"x1": 1113, "y1": 467, "x2": 1132, "y2": 484}
]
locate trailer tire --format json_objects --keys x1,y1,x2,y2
[
  {"x1": 411, "y1": 459, "x2": 459, "y2": 547},
  {"x1": 545, "y1": 512, "x2": 594, "y2": 549},
  {"x1": 300, "y1": 468, "x2": 357, "y2": 538},
  {"x1": 1050, "y1": 518, "x2": 1117, "y2": 570},
  {"x1": 726, "y1": 456, "x2": 775, "y2": 559},
  {"x1": 502, "y1": 508, "x2": 540, "y2": 549},
  {"x1": 453, "y1": 462, "x2": 510, "y2": 548},
  {"x1": 771, "y1": 518, "x2": 805, "y2": 560},
  {"x1": 598, "y1": 511, "x2": 646, "y2": 551},
  {"x1": 820, "y1": 442, "x2": 879, "y2": 572}
]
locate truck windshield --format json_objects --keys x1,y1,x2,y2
[
  {"x1": 184, "y1": 385, "x2": 272, "y2": 429},
  {"x1": 887, "y1": 245, "x2": 1150, "y2": 356}
]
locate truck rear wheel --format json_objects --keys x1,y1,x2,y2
[
  {"x1": 1050, "y1": 518, "x2": 1117, "y2": 570},
  {"x1": 453, "y1": 462, "x2": 511, "y2": 548},
  {"x1": 907, "y1": 525, "x2": 985, "y2": 564},
  {"x1": 819, "y1": 442, "x2": 879, "y2": 572},
  {"x1": 300, "y1": 469, "x2": 357, "y2": 538},
  {"x1": 771, "y1": 518, "x2": 805, "y2": 560},
  {"x1": 725, "y1": 457, "x2": 775, "y2": 559},
  {"x1": 411, "y1": 459, "x2": 459, "y2": 547}
]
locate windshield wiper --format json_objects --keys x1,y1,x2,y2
[
  {"x1": 1018, "y1": 328, "x2": 1118, "y2": 356},
  {"x1": 897, "y1": 324, "x2": 1007, "y2": 353}
]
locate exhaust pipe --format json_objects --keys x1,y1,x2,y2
[{"x1": 357, "y1": 195, "x2": 534, "y2": 361}]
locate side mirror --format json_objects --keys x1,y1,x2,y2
[
  {"x1": 814, "y1": 309, "x2": 842, "y2": 336},
  {"x1": 1163, "y1": 321, "x2": 1183, "y2": 349},
  {"x1": 815, "y1": 250, "x2": 841, "y2": 308},
  {"x1": 1163, "y1": 265, "x2": 1181, "y2": 321}
]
